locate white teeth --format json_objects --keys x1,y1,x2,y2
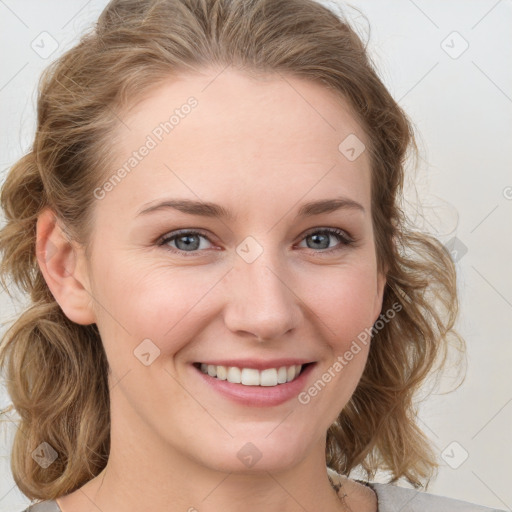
[
  {"x1": 260, "y1": 368, "x2": 278, "y2": 386},
  {"x1": 216, "y1": 365, "x2": 227, "y2": 380},
  {"x1": 198, "y1": 363, "x2": 304, "y2": 386},
  {"x1": 241, "y1": 368, "x2": 260, "y2": 386},
  {"x1": 227, "y1": 366, "x2": 241, "y2": 384},
  {"x1": 277, "y1": 366, "x2": 288, "y2": 384}
]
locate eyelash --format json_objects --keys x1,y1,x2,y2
[{"x1": 157, "y1": 227, "x2": 355, "y2": 257}]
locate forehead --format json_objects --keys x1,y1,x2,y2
[
  {"x1": 101, "y1": 68, "x2": 371, "y2": 218},
  {"x1": 117, "y1": 67, "x2": 367, "y2": 151}
]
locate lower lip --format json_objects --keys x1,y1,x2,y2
[{"x1": 193, "y1": 363, "x2": 316, "y2": 407}]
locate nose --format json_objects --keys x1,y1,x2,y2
[{"x1": 222, "y1": 250, "x2": 301, "y2": 342}]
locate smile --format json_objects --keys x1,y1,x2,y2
[
  {"x1": 197, "y1": 363, "x2": 304, "y2": 386},
  {"x1": 192, "y1": 360, "x2": 316, "y2": 407}
]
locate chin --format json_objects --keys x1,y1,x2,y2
[{"x1": 191, "y1": 433, "x2": 311, "y2": 474}]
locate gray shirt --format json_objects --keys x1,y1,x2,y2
[{"x1": 21, "y1": 482, "x2": 506, "y2": 512}]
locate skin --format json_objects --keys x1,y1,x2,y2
[{"x1": 36, "y1": 67, "x2": 384, "y2": 512}]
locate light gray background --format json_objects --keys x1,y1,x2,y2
[{"x1": 1, "y1": 1, "x2": 511, "y2": 511}]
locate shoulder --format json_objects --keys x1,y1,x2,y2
[
  {"x1": 21, "y1": 500, "x2": 61, "y2": 512},
  {"x1": 327, "y1": 466, "x2": 504, "y2": 512},
  {"x1": 363, "y1": 481, "x2": 506, "y2": 512}
]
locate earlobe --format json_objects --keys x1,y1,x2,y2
[{"x1": 35, "y1": 208, "x2": 96, "y2": 325}]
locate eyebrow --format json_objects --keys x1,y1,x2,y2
[{"x1": 136, "y1": 197, "x2": 365, "y2": 220}]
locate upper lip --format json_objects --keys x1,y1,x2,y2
[{"x1": 194, "y1": 359, "x2": 314, "y2": 371}]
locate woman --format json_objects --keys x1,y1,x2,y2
[{"x1": 0, "y1": 0, "x2": 504, "y2": 511}]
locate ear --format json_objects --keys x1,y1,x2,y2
[{"x1": 35, "y1": 208, "x2": 96, "y2": 325}]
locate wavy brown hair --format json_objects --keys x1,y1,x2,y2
[{"x1": 0, "y1": 0, "x2": 465, "y2": 502}]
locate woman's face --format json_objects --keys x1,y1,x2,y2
[{"x1": 78, "y1": 68, "x2": 385, "y2": 473}]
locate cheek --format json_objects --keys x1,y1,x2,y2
[
  {"x1": 297, "y1": 262, "x2": 380, "y2": 347},
  {"x1": 294, "y1": 266, "x2": 378, "y2": 418},
  {"x1": 92, "y1": 260, "x2": 220, "y2": 357}
]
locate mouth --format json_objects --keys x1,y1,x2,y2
[
  {"x1": 193, "y1": 362, "x2": 313, "y2": 387},
  {"x1": 191, "y1": 359, "x2": 317, "y2": 407}
]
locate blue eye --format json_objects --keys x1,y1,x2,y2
[
  {"x1": 158, "y1": 229, "x2": 213, "y2": 256},
  {"x1": 298, "y1": 228, "x2": 354, "y2": 252},
  {"x1": 158, "y1": 227, "x2": 354, "y2": 257}
]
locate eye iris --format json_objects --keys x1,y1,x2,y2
[
  {"x1": 308, "y1": 232, "x2": 330, "y2": 250},
  {"x1": 176, "y1": 234, "x2": 200, "y2": 251}
]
